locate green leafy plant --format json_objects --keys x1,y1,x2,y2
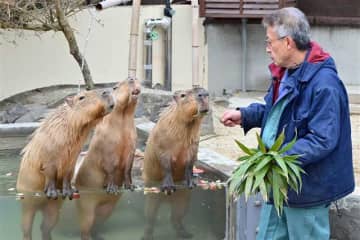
[{"x1": 228, "y1": 130, "x2": 305, "y2": 216}]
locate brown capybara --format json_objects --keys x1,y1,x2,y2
[
  {"x1": 16, "y1": 89, "x2": 115, "y2": 240},
  {"x1": 74, "y1": 77, "x2": 141, "y2": 240},
  {"x1": 142, "y1": 87, "x2": 209, "y2": 240}
]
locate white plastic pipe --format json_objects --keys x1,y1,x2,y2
[
  {"x1": 191, "y1": 0, "x2": 200, "y2": 88},
  {"x1": 95, "y1": 0, "x2": 131, "y2": 10}
]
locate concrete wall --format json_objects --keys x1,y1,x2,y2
[
  {"x1": 0, "y1": 5, "x2": 206, "y2": 100},
  {"x1": 206, "y1": 23, "x2": 360, "y2": 96}
]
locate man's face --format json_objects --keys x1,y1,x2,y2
[{"x1": 265, "y1": 26, "x2": 289, "y2": 67}]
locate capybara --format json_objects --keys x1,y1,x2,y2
[
  {"x1": 142, "y1": 87, "x2": 209, "y2": 240},
  {"x1": 75, "y1": 77, "x2": 141, "y2": 240},
  {"x1": 16, "y1": 89, "x2": 115, "y2": 240}
]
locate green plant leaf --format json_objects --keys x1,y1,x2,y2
[
  {"x1": 286, "y1": 161, "x2": 304, "y2": 190},
  {"x1": 273, "y1": 153, "x2": 288, "y2": 180},
  {"x1": 279, "y1": 129, "x2": 297, "y2": 154},
  {"x1": 253, "y1": 155, "x2": 272, "y2": 173},
  {"x1": 269, "y1": 129, "x2": 285, "y2": 152},
  {"x1": 259, "y1": 179, "x2": 268, "y2": 201},
  {"x1": 237, "y1": 155, "x2": 250, "y2": 162},
  {"x1": 272, "y1": 169, "x2": 284, "y2": 216},
  {"x1": 256, "y1": 132, "x2": 267, "y2": 153},
  {"x1": 283, "y1": 154, "x2": 302, "y2": 162},
  {"x1": 244, "y1": 174, "x2": 254, "y2": 201},
  {"x1": 235, "y1": 139, "x2": 255, "y2": 156},
  {"x1": 252, "y1": 164, "x2": 270, "y2": 192},
  {"x1": 247, "y1": 151, "x2": 265, "y2": 163},
  {"x1": 288, "y1": 172, "x2": 299, "y2": 194}
]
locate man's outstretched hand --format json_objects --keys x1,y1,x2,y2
[{"x1": 220, "y1": 109, "x2": 242, "y2": 127}]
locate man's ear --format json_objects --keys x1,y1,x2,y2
[
  {"x1": 65, "y1": 96, "x2": 75, "y2": 107},
  {"x1": 287, "y1": 37, "x2": 294, "y2": 49}
]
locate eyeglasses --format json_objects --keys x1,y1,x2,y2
[{"x1": 265, "y1": 36, "x2": 287, "y2": 48}]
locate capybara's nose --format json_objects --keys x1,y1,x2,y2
[
  {"x1": 102, "y1": 90, "x2": 110, "y2": 97},
  {"x1": 132, "y1": 88, "x2": 141, "y2": 96}
]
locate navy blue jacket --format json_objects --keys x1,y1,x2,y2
[{"x1": 240, "y1": 42, "x2": 355, "y2": 207}]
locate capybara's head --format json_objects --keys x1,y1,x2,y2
[
  {"x1": 173, "y1": 87, "x2": 209, "y2": 120},
  {"x1": 112, "y1": 77, "x2": 141, "y2": 109},
  {"x1": 65, "y1": 89, "x2": 115, "y2": 121}
]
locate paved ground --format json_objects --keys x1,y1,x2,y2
[{"x1": 199, "y1": 91, "x2": 360, "y2": 187}]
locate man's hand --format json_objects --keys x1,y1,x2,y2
[{"x1": 220, "y1": 109, "x2": 242, "y2": 127}]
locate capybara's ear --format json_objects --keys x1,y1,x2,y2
[
  {"x1": 65, "y1": 96, "x2": 75, "y2": 107},
  {"x1": 173, "y1": 91, "x2": 180, "y2": 103}
]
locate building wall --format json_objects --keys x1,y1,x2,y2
[
  {"x1": 0, "y1": 5, "x2": 206, "y2": 100},
  {"x1": 207, "y1": 23, "x2": 360, "y2": 96}
]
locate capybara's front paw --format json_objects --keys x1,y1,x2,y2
[
  {"x1": 186, "y1": 178, "x2": 197, "y2": 189},
  {"x1": 44, "y1": 187, "x2": 58, "y2": 200},
  {"x1": 161, "y1": 183, "x2": 176, "y2": 195},
  {"x1": 62, "y1": 186, "x2": 77, "y2": 200},
  {"x1": 44, "y1": 184, "x2": 58, "y2": 200},
  {"x1": 104, "y1": 182, "x2": 119, "y2": 195},
  {"x1": 124, "y1": 181, "x2": 135, "y2": 191}
]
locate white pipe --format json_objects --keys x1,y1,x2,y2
[
  {"x1": 191, "y1": 0, "x2": 200, "y2": 88},
  {"x1": 143, "y1": 17, "x2": 172, "y2": 90},
  {"x1": 145, "y1": 17, "x2": 171, "y2": 30},
  {"x1": 95, "y1": 0, "x2": 131, "y2": 10}
]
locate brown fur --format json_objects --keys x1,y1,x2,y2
[
  {"x1": 142, "y1": 87, "x2": 209, "y2": 240},
  {"x1": 75, "y1": 78, "x2": 141, "y2": 240},
  {"x1": 16, "y1": 89, "x2": 115, "y2": 240}
]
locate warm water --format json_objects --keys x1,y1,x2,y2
[{"x1": 0, "y1": 148, "x2": 226, "y2": 240}]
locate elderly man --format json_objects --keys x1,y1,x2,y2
[{"x1": 221, "y1": 7, "x2": 354, "y2": 240}]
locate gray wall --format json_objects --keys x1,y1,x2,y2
[{"x1": 206, "y1": 23, "x2": 360, "y2": 96}]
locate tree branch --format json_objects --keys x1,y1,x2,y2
[{"x1": 54, "y1": 0, "x2": 94, "y2": 89}]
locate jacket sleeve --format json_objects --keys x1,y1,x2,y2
[
  {"x1": 286, "y1": 80, "x2": 342, "y2": 167},
  {"x1": 239, "y1": 103, "x2": 266, "y2": 134}
]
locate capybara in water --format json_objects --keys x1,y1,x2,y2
[
  {"x1": 142, "y1": 87, "x2": 209, "y2": 240},
  {"x1": 75, "y1": 77, "x2": 141, "y2": 240},
  {"x1": 16, "y1": 89, "x2": 115, "y2": 240}
]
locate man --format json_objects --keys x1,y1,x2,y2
[{"x1": 221, "y1": 7, "x2": 354, "y2": 240}]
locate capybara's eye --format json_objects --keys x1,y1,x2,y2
[
  {"x1": 180, "y1": 94, "x2": 186, "y2": 98},
  {"x1": 79, "y1": 96, "x2": 85, "y2": 101},
  {"x1": 113, "y1": 86, "x2": 118, "y2": 90}
]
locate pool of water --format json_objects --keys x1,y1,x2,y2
[{"x1": 0, "y1": 148, "x2": 226, "y2": 240}]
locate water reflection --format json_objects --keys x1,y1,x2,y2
[{"x1": 0, "y1": 150, "x2": 226, "y2": 240}]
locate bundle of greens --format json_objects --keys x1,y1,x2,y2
[{"x1": 228, "y1": 130, "x2": 305, "y2": 215}]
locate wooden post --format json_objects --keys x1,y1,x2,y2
[
  {"x1": 128, "y1": 0, "x2": 141, "y2": 79},
  {"x1": 279, "y1": 0, "x2": 285, "y2": 8}
]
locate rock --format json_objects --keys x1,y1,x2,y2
[
  {"x1": 330, "y1": 194, "x2": 360, "y2": 240},
  {"x1": 0, "y1": 104, "x2": 29, "y2": 123}
]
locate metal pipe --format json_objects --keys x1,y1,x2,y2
[
  {"x1": 143, "y1": 29, "x2": 153, "y2": 88},
  {"x1": 95, "y1": 0, "x2": 131, "y2": 10},
  {"x1": 143, "y1": 17, "x2": 171, "y2": 89},
  {"x1": 164, "y1": 21, "x2": 172, "y2": 91},
  {"x1": 241, "y1": 18, "x2": 247, "y2": 92}
]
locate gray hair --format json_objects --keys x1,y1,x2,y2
[{"x1": 262, "y1": 7, "x2": 311, "y2": 50}]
